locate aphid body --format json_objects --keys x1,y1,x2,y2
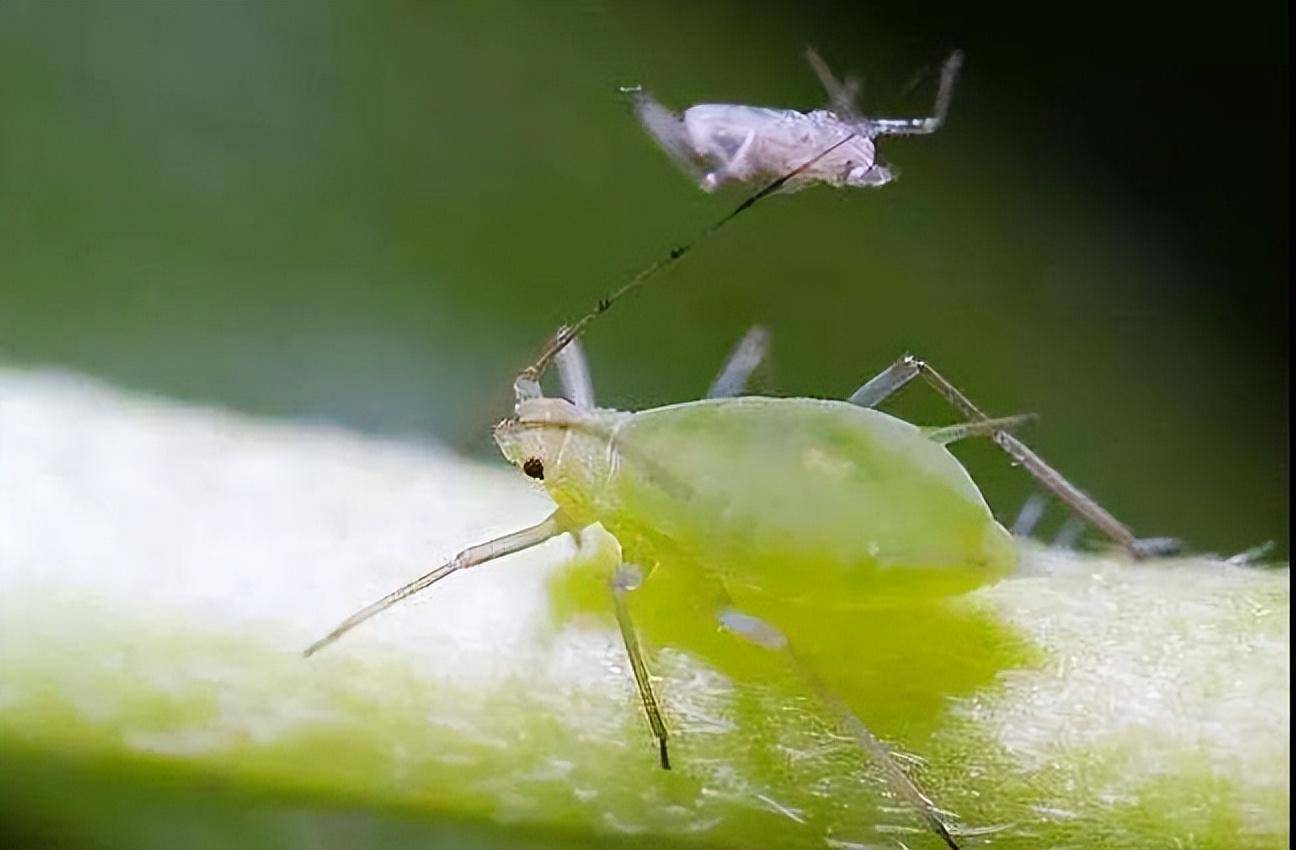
[
  {"x1": 307, "y1": 331, "x2": 1168, "y2": 848},
  {"x1": 649, "y1": 104, "x2": 894, "y2": 190},
  {"x1": 495, "y1": 394, "x2": 1017, "y2": 605},
  {"x1": 629, "y1": 49, "x2": 963, "y2": 192}
]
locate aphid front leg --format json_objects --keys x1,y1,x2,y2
[
  {"x1": 707, "y1": 325, "x2": 771, "y2": 398},
  {"x1": 611, "y1": 562, "x2": 672, "y2": 769},
  {"x1": 717, "y1": 607, "x2": 963, "y2": 850},
  {"x1": 303, "y1": 511, "x2": 570, "y2": 657},
  {"x1": 848, "y1": 354, "x2": 1178, "y2": 558},
  {"x1": 703, "y1": 128, "x2": 758, "y2": 191}
]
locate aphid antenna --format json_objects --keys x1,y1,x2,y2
[{"x1": 513, "y1": 131, "x2": 862, "y2": 403}]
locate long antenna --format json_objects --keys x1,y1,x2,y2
[{"x1": 515, "y1": 132, "x2": 860, "y2": 394}]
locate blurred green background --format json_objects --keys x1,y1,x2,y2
[{"x1": 1, "y1": 0, "x2": 1287, "y2": 555}]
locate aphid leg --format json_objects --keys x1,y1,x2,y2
[
  {"x1": 847, "y1": 356, "x2": 921, "y2": 408},
  {"x1": 848, "y1": 354, "x2": 1179, "y2": 559},
  {"x1": 707, "y1": 325, "x2": 771, "y2": 398},
  {"x1": 303, "y1": 511, "x2": 569, "y2": 657},
  {"x1": 805, "y1": 47, "x2": 861, "y2": 117},
  {"x1": 622, "y1": 87, "x2": 708, "y2": 186},
  {"x1": 867, "y1": 50, "x2": 964, "y2": 137},
  {"x1": 1226, "y1": 540, "x2": 1276, "y2": 566},
  {"x1": 1010, "y1": 491, "x2": 1050, "y2": 537},
  {"x1": 1052, "y1": 515, "x2": 1086, "y2": 550},
  {"x1": 610, "y1": 563, "x2": 671, "y2": 770},
  {"x1": 924, "y1": 412, "x2": 1037, "y2": 445},
  {"x1": 718, "y1": 608, "x2": 962, "y2": 850},
  {"x1": 705, "y1": 128, "x2": 758, "y2": 191},
  {"x1": 555, "y1": 338, "x2": 596, "y2": 409}
]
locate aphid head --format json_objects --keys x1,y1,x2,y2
[
  {"x1": 493, "y1": 397, "x2": 634, "y2": 524},
  {"x1": 845, "y1": 161, "x2": 895, "y2": 188},
  {"x1": 494, "y1": 398, "x2": 578, "y2": 478},
  {"x1": 493, "y1": 398, "x2": 624, "y2": 504}
]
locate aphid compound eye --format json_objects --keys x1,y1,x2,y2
[{"x1": 522, "y1": 457, "x2": 545, "y2": 480}]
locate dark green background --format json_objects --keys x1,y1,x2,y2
[{"x1": 1, "y1": 0, "x2": 1287, "y2": 555}]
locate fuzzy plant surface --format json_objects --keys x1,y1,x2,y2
[{"x1": 0, "y1": 368, "x2": 1288, "y2": 850}]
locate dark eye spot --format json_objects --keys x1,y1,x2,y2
[{"x1": 522, "y1": 457, "x2": 545, "y2": 480}]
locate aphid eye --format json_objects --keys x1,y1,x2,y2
[{"x1": 522, "y1": 457, "x2": 545, "y2": 480}]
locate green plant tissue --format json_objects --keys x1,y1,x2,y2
[{"x1": 0, "y1": 369, "x2": 1288, "y2": 849}]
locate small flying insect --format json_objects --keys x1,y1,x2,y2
[
  {"x1": 305, "y1": 55, "x2": 1176, "y2": 848},
  {"x1": 627, "y1": 47, "x2": 963, "y2": 192}
]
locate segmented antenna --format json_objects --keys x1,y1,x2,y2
[{"x1": 514, "y1": 132, "x2": 862, "y2": 397}]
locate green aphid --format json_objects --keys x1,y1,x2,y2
[{"x1": 305, "y1": 321, "x2": 1174, "y2": 849}]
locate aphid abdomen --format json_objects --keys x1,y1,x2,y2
[
  {"x1": 602, "y1": 397, "x2": 1016, "y2": 603},
  {"x1": 682, "y1": 106, "x2": 793, "y2": 154}
]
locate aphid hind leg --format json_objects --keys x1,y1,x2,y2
[
  {"x1": 555, "y1": 338, "x2": 595, "y2": 409},
  {"x1": 848, "y1": 355, "x2": 1178, "y2": 559},
  {"x1": 611, "y1": 563, "x2": 672, "y2": 770},
  {"x1": 868, "y1": 50, "x2": 964, "y2": 137},
  {"x1": 717, "y1": 607, "x2": 962, "y2": 850},
  {"x1": 707, "y1": 325, "x2": 771, "y2": 398},
  {"x1": 924, "y1": 412, "x2": 1037, "y2": 445}
]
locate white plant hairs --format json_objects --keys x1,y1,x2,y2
[{"x1": 627, "y1": 47, "x2": 964, "y2": 192}]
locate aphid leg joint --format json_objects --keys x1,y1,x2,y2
[{"x1": 850, "y1": 353, "x2": 1175, "y2": 560}]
